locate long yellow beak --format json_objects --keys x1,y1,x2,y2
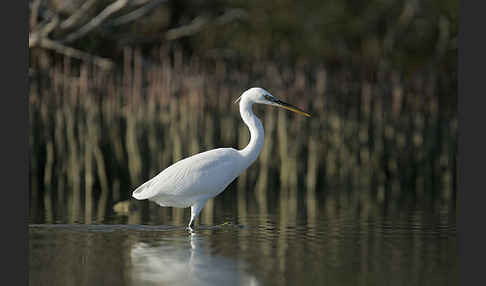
[{"x1": 275, "y1": 99, "x2": 311, "y2": 117}]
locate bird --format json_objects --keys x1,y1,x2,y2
[{"x1": 132, "y1": 87, "x2": 310, "y2": 229}]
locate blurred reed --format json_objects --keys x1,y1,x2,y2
[{"x1": 28, "y1": 47, "x2": 457, "y2": 224}]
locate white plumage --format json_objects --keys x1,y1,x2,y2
[
  {"x1": 132, "y1": 87, "x2": 310, "y2": 229},
  {"x1": 133, "y1": 148, "x2": 243, "y2": 208}
]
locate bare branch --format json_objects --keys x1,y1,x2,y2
[
  {"x1": 31, "y1": 38, "x2": 114, "y2": 70},
  {"x1": 384, "y1": 0, "x2": 418, "y2": 54},
  {"x1": 39, "y1": 16, "x2": 60, "y2": 37},
  {"x1": 214, "y1": 9, "x2": 248, "y2": 25},
  {"x1": 59, "y1": 0, "x2": 97, "y2": 30},
  {"x1": 30, "y1": 0, "x2": 43, "y2": 30},
  {"x1": 165, "y1": 9, "x2": 247, "y2": 41},
  {"x1": 62, "y1": 0, "x2": 129, "y2": 43},
  {"x1": 108, "y1": 0, "x2": 169, "y2": 27},
  {"x1": 29, "y1": 3, "x2": 246, "y2": 71},
  {"x1": 165, "y1": 16, "x2": 209, "y2": 40},
  {"x1": 29, "y1": 15, "x2": 60, "y2": 47}
]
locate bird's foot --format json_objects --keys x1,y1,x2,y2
[{"x1": 186, "y1": 221, "x2": 195, "y2": 232}]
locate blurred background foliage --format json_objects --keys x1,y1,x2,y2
[
  {"x1": 29, "y1": 0, "x2": 457, "y2": 224},
  {"x1": 31, "y1": 0, "x2": 457, "y2": 71}
]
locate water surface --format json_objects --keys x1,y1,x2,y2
[{"x1": 29, "y1": 201, "x2": 457, "y2": 286}]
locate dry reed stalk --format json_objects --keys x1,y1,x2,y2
[
  {"x1": 123, "y1": 47, "x2": 132, "y2": 97},
  {"x1": 29, "y1": 85, "x2": 39, "y2": 219},
  {"x1": 94, "y1": 142, "x2": 110, "y2": 221},
  {"x1": 112, "y1": 179, "x2": 121, "y2": 207},
  {"x1": 43, "y1": 141, "x2": 54, "y2": 223},
  {"x1": 172, "y1": 207, "x2": 183, "y2": 226},
  {"x1": 28, "y1": 50, "x2": 457, "y2": 224},
  {"x1": 306, "y1": 134, "x2": 319, "y2": 219},
  {"x1": 65, "y1": 103, "x2": 80, "y2": 223},
  {"x1": 54, "y1": 108, "x2": 66, "y2": 217},
  {"x1": 125, "y1": 111, "x2": 142, "y2": 184},
  {"x1": 201, "y1": 199, "x2": 214, "y2": 225},
  {"x1": 170, "y1": 98, "x2": 183, "y2": 162},
  {"x1": 277, "y1": 110, "x2": 290, "y2": 192},
  {"x1": 306, "y1": 130, "x2": 320, "y2": 190},
  {"x1": 204, "y1": 115, "x2": 215, "y2": 150},
  {"x1": 237, "y1": 124, "x2": 250, "y2": 193},
  {"x1": 287, "y1": 116, "x2": 302, "y2": 210},
  {"x1": 146, "y1": 95, "x2": 159, "y2": 177},
  {"x1": 237, "y1": 185, "x2": 248, "y2": 225},
  {"x1": 160, "y1": 105, "x2": 172, "y2": 177},
  {"x1": 255, "y1": 109, "x2": 276, "y2": 213},
  {"x1": 189, "y1": 117, "x2": 200, "y2": 156},
  {"x1": 84, "y1": 126, "x2": 94, "y2": 224},
  {"x1": 84, "y1": 97, "x2": 98, "y2": 224},
  {"x1": 180, "y1": 96, "x2": 193, "y2": 158},
  {"x1": 133, "y1": 48, "x2": 143, "y2": 106},
  {"x1": 125, "y1": 104, "x2": 144, "y2": 224},
  {"x1": 158, "y1": 204, "x2": 169, "y2": 224},
  {"x1": 277, "y1": 191, "x2": 288, "y2": 275}
]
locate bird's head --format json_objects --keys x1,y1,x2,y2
[{"x1": 235, "y1": 87, "x2": 311, "y2": 117}]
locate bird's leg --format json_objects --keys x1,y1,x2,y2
[{"x1": 187, "y1": 200, "x2": 207, "y2": 230}]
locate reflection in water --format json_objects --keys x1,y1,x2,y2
[
  {"x1": 130, "y1": 232, "x2": 259, "y2": 286},
  {"x1": 29, "y1": 200, "x2": 457, "y2": 286}
]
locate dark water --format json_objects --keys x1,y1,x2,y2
[{"x1": 29, "y1": 198, "x2": 457, "y2": 286}]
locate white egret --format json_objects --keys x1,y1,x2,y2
[{"x1": 132, "y1": 87, "x2": 310, "y2": 229}]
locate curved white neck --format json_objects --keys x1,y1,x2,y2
[{"x1": 238, "y1": 98, "x2": 264, "y2": 168}]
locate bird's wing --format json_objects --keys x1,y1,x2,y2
[{"x1": 132, "y1": 148, "x2": 242, "y2": 200}]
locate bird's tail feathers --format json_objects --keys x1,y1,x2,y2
[{"x1": 132, "y1": 180, "x2": 153, "y2": 200}]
